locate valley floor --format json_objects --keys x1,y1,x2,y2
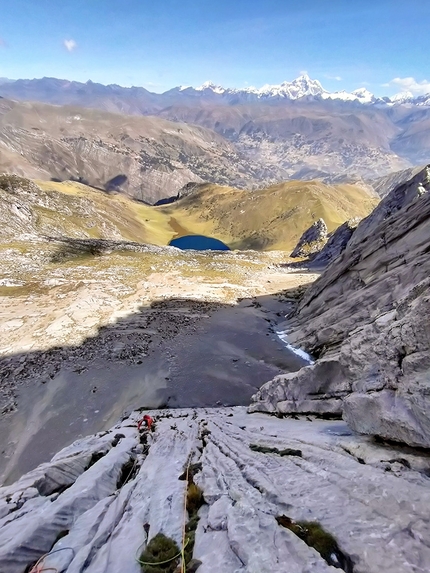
[{"x1": 0, "y1": 243, "x2": 317, "y2": 483}]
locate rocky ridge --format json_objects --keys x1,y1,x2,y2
[
  {"x1": 307, "y1": 218, "x2": 361, "y2": 268},
  {"x1": 250, "y1": 165, "x2": 430, "y2": 447},
  {"x1": 0, "y1": 98, "x2": 276, "y2": 203},
  {"x1": 288, "y1": 218, "x2": 363, "y2": 269}
]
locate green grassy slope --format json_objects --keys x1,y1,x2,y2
[
  {"x1": 159, "y1": 180, "x2": 379, "y2": 250},
  {"x1": 1, "y1": 176, "x2": 379, "y2": 252}
]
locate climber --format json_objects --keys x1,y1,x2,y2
[{"x1": 137, "y1": 414, "x2": 154, "y2": 432}]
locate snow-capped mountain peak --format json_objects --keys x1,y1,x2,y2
[
  {"x1": 180, "y1": 75, "x2": 430, "y2": 106},
  {"x1": 351, "y1": 88, "x2": 377, "y2": 103},
  {"x1": 195, "y1": 81, "x2": 226, "y2": 94},
  {"x1": 286, "y1": 73, "x2": 325, "y2": 95},
  {"x1": 390, "y1": 91, "x2": 414, "y2": 104},
  {"x1": 194, "y1": 74, "x2": 327, "y2": 100},
  {"x1": 257, "y1": 74, "x2": 325, "y2": 99}
]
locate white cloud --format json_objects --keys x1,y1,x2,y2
[
  {"x1": 324, "y1": 74, "x2": 342, "y2": 81},
  {"x1": 63, "y1": 39, "x2": 77, "y2": 52},
  {"x1": 386, "y1": 76, "x2": 430, "y2": 95},
  {"x1": 299, "y1": 69, "x2": 309, "y2": 76}
]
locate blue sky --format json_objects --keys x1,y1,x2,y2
[{"x1": 0, "y1": 0, "x2": 429, "y2": 95}]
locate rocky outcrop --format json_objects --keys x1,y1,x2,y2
[
  {"x1": 251, "y1": 166, "x2": 430, "y2": 447},
  {"x1": 153, "y1": 182, "x2": 202, "y2": 206},
  {"x1": 370, "y1": 165, "x2": 426, "y2": 198},
  {"x1": 308, "y1": 218, "x2": 361, "y2": 268},
  {"x1": 1, "y1": 407, "x2": 430, "y2": 573},
  {"x1": 290, "y1": 218, "x2": 328, "y2": 258},
  {"x1": 347, "y1": 164, "x2": 430, "y2": 248}
]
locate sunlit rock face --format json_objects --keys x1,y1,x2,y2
[
  {"x1": 290, "y1": 218, "x2": 328, "y2": 258},
  {"x1": 251, "y1": 166, "x2": 430, "y2": 448}
]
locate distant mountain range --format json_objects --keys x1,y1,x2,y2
[
  {"x1": 0, "y1": 98, "x2": 275, "y2": 203},
  {"x1": 175, "y1": 75, "x2": 386, "y2": 105},
  {"x1": 1, "y1": 74, "x2": 429, "y2": 106},
  {"x1": 1, "y1": 74, "x2": 429, "y2": 188}
]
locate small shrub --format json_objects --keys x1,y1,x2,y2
[
  {"x1": 184, "y1": 479, "x2": 205, "y2": 569},
  {"x1": 139, "y1": 533, "x2": 180, "y2": 573},
  {"x1": 186, "y1": 483, "x2": 204, "y2": 516},
  {"x1": 0, "y1": 174, "x2": 34, "y2": 193}
]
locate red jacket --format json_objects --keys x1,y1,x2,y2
[{"x1": 137, "y1": 414, "x2": 153, "y2": 431}]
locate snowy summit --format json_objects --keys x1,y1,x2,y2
[{"x1": 178, "y1": 74, "x2": 428, "y2": 105}]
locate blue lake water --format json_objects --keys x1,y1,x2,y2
[{"x1": 169, "y1": 235, "x2": 230, "y2": 251}]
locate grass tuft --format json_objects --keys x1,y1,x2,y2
[
  {"x1": 139, "y1": 533, "x2": 180, "y2": 573},
  {"x1": 186, "y1": 483, "x2": 204, "y2": 516},
  {"x1": 276, "y1": 516, "x2": 354, "y2": 572},
  {"x1": 250, "y1": 444, "x2": 302, "y2": 457}
]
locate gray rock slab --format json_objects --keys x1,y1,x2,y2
[{"x1": 1, "y1": 408, "x2": 430, "y2": 573}]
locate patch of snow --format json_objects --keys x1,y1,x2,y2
[
  {"x1": 276, "y1": 330, "x2": 314, "y2": 364},
  {"x1": 391, "y1": 91, "x2": 414, "y2": 104}
]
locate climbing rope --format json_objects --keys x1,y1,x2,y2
[
  {"x1": 180, "y1": 462, "x2": 190, "y2": 573},
  {"x1": 135, "y1": 457, "x2": 192, "y2": 571},
  {"x1": 28, "y1": 547, "x2": 75, "y2": 573}
]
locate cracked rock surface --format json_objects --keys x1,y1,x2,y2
[{"x1": 1, "y1": 407, "x2": 430, "y2": 573}]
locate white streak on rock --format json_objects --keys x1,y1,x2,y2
[{"x1": 276, "y1": 330, "x2": 314, "y2": 364}]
